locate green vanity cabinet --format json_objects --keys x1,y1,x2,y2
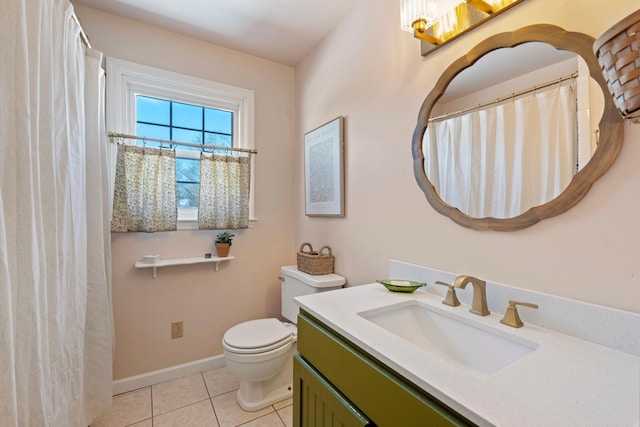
[{"x1": 294, "y1": 310, "x2": 475, "y2": 427}]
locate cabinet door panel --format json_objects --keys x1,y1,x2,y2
[{"x1": 293, "y1": 355, "x2": 371, "y2": 427}]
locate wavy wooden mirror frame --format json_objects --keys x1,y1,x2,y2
[{"x1": 411, "y1": 24, "x2": 624, "y2": 231}]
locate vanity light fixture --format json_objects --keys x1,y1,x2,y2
[{"x1": 400, "y1": 0, "x2": 526, "y2": 56}]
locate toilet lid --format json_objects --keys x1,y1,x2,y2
[{"x1": 223, "y1": 318, "x2": 292, "y2": 351}]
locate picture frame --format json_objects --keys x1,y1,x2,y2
[{"x1": 304, "y1": 116, "x2": 345, "y2": 217}]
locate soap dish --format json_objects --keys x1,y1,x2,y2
[
  {"x1": 143, "y1": 254, "x2": 160, "y2": 264},
  {"x1": 377, "y1": 279, "x2": 427, "y2": 293}
]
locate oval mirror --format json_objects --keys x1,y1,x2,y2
[{"x1": 412, "y1": 25, "x2": 624, "y2": 231}]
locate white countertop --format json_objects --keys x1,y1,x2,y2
[{"x1": 295, "y1": 284, "x2": 640, "y2": 426}]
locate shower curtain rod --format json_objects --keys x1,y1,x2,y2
[
  {"x1": 71, "y1": 11, "x2": 92, "y2": 48},
  {"x1": 429, "y1": 72, "x2": 578, "y2": 122},
  {"x1": 108, "y1": 132, "x2": 258, "y2": 155}
]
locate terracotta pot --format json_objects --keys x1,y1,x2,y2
[{"x1": 215, "y1": 243, "x2": 230, "y2": 257}]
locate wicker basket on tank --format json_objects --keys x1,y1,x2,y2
[
  {"x1": 594, "y1": 9, "x2": 640, "y2": 122},
  {"x1": 297, "y1": 242, "x2": 334, "y2": 275}
]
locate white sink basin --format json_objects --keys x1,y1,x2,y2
[{"x1": 358, "y1": 300, "x2": 538, "y2": 377}]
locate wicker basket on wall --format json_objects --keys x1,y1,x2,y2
[
  {"x1": 297, "y1": 242, "x2": 334, "y2": 275},
  {"x1": 594, "y1": 9, "x2": 640, "y2": 122}
]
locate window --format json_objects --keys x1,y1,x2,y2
[
  {"x1": 106, "y1": 58, "x2": 255, "y2": 229},
  {"x1": 135, "y1": 96, "x2": 234, "y2": 211}
]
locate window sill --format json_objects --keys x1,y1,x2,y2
[{"x1": 177, "y1": 218, "x2": 257, "y2": 231}]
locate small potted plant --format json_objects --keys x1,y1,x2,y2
[{"x1": 215, "y1": 231, "x2": 235, "y2": 257}]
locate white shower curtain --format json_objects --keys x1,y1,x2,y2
[
  {"x1": 0, "y1": 1, "x2": 113, "y2": 426},
  {"x1": 424, "y1": 85, "x2": 576, "y2": 218}
]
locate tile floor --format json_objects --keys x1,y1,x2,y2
[{"x1": 92, "y1": 367, "x2": 293, "y2": 427}]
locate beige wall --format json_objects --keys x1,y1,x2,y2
[
  {"x1": 295, "y1": 0, "x2": 640, "y2": 313},
  {"x1": 77, "y1": 0, "x2": 640, "y2": 380},
  {"x1": 74, "y1": 5, "x2": 297, "y2": 379}
]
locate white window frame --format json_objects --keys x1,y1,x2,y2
[{"x1": 106, "y1": 58, "x2": 256, "y2": 229}]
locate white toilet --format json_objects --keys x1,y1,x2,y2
[{"x1": 222, "y1": 265, "x2": 345, "y2": 411}]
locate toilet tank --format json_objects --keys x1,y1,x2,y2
[{"x1": 280, "y1": 265, "x2": 345, "y2": 323}]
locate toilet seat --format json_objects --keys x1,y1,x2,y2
[{"x1": 223, "y1": 318, "x2": 293, "y2": 355}]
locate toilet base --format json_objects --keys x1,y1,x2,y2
[
  {"x1": 236, "y1": 382, "x2": 293, "y2": 412},
  {"x1": 234, "y1": 348, "x2": 294, "y2": 412}
]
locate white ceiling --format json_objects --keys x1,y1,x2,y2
[{"x1": 73, "y1": 0, "x2": 362, "y2": 66}]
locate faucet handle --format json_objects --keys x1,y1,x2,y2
[
  {"x1": 434, "y1": 281, "x2": 461, "y2": 307},
  {"x1": 500, "y1": 300, "x2": 539, "y2": 328}
]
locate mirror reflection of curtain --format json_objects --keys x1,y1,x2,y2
[
  {"x1": 198, "y1": 153, "x2": 251, "y2": 229},
  {"x1": 111, "y1": 145, "x2": 178, "y2": 232},
  {"x1": 425, "y1": 85, "x2": 576, "y2": 218}
]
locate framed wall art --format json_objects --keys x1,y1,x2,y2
[{"x1": 304, "y1": 116, "x2": 345, "y2": 217}]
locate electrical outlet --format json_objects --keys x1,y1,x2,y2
[{"x1": 171, "y1": 321, "x2": 183, "y2": 339}]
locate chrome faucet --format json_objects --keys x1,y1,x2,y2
[{"x1": 453, "y1": 275, "x2": 490, "y2": 316}]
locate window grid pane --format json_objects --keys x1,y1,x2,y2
[
  {"x1": 177, "y1": 183, "x2": 199, "y2": 208},
  {"x1": 205, "y1": 108, "x2": 233, "y2": 134},
  {"x1": 136, "y1": 96, "x2": 170, "y2": 125},
  {"x1": 176, "y1": 157, "x2": 200, "y2": 183},
  {"x1": 173, "y1": 102, "x2": 204, "y2": 130}
]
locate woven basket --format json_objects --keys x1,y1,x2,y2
[
  {"x1": 594, "y1": 9, "x2": 640, "y2": 121},
  {"x1": 297, "y1": 242, "x2": 334, "y2": 275}
]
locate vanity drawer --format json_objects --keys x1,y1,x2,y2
[{"x1": 297, "y1": 310, "x2": 473, "y2": 427}]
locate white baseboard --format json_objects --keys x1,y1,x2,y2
[{"x1": 112, "y1": 354, "x2": 227, "y2": 396}]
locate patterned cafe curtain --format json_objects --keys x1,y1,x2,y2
[
  {"x1": 198, "y1": 153, "x2": 251, "y2": 229},
  {"x1": 111, "y1": 145, "x2": 177, "y2": 232}
]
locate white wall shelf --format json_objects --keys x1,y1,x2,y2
[{"x1": 134, "y1": 256, "x2": 234, "y2": 279}]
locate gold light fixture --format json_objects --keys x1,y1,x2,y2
[{"x1": 400, "y1": 0, "x2": 526, "y2": 56}]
